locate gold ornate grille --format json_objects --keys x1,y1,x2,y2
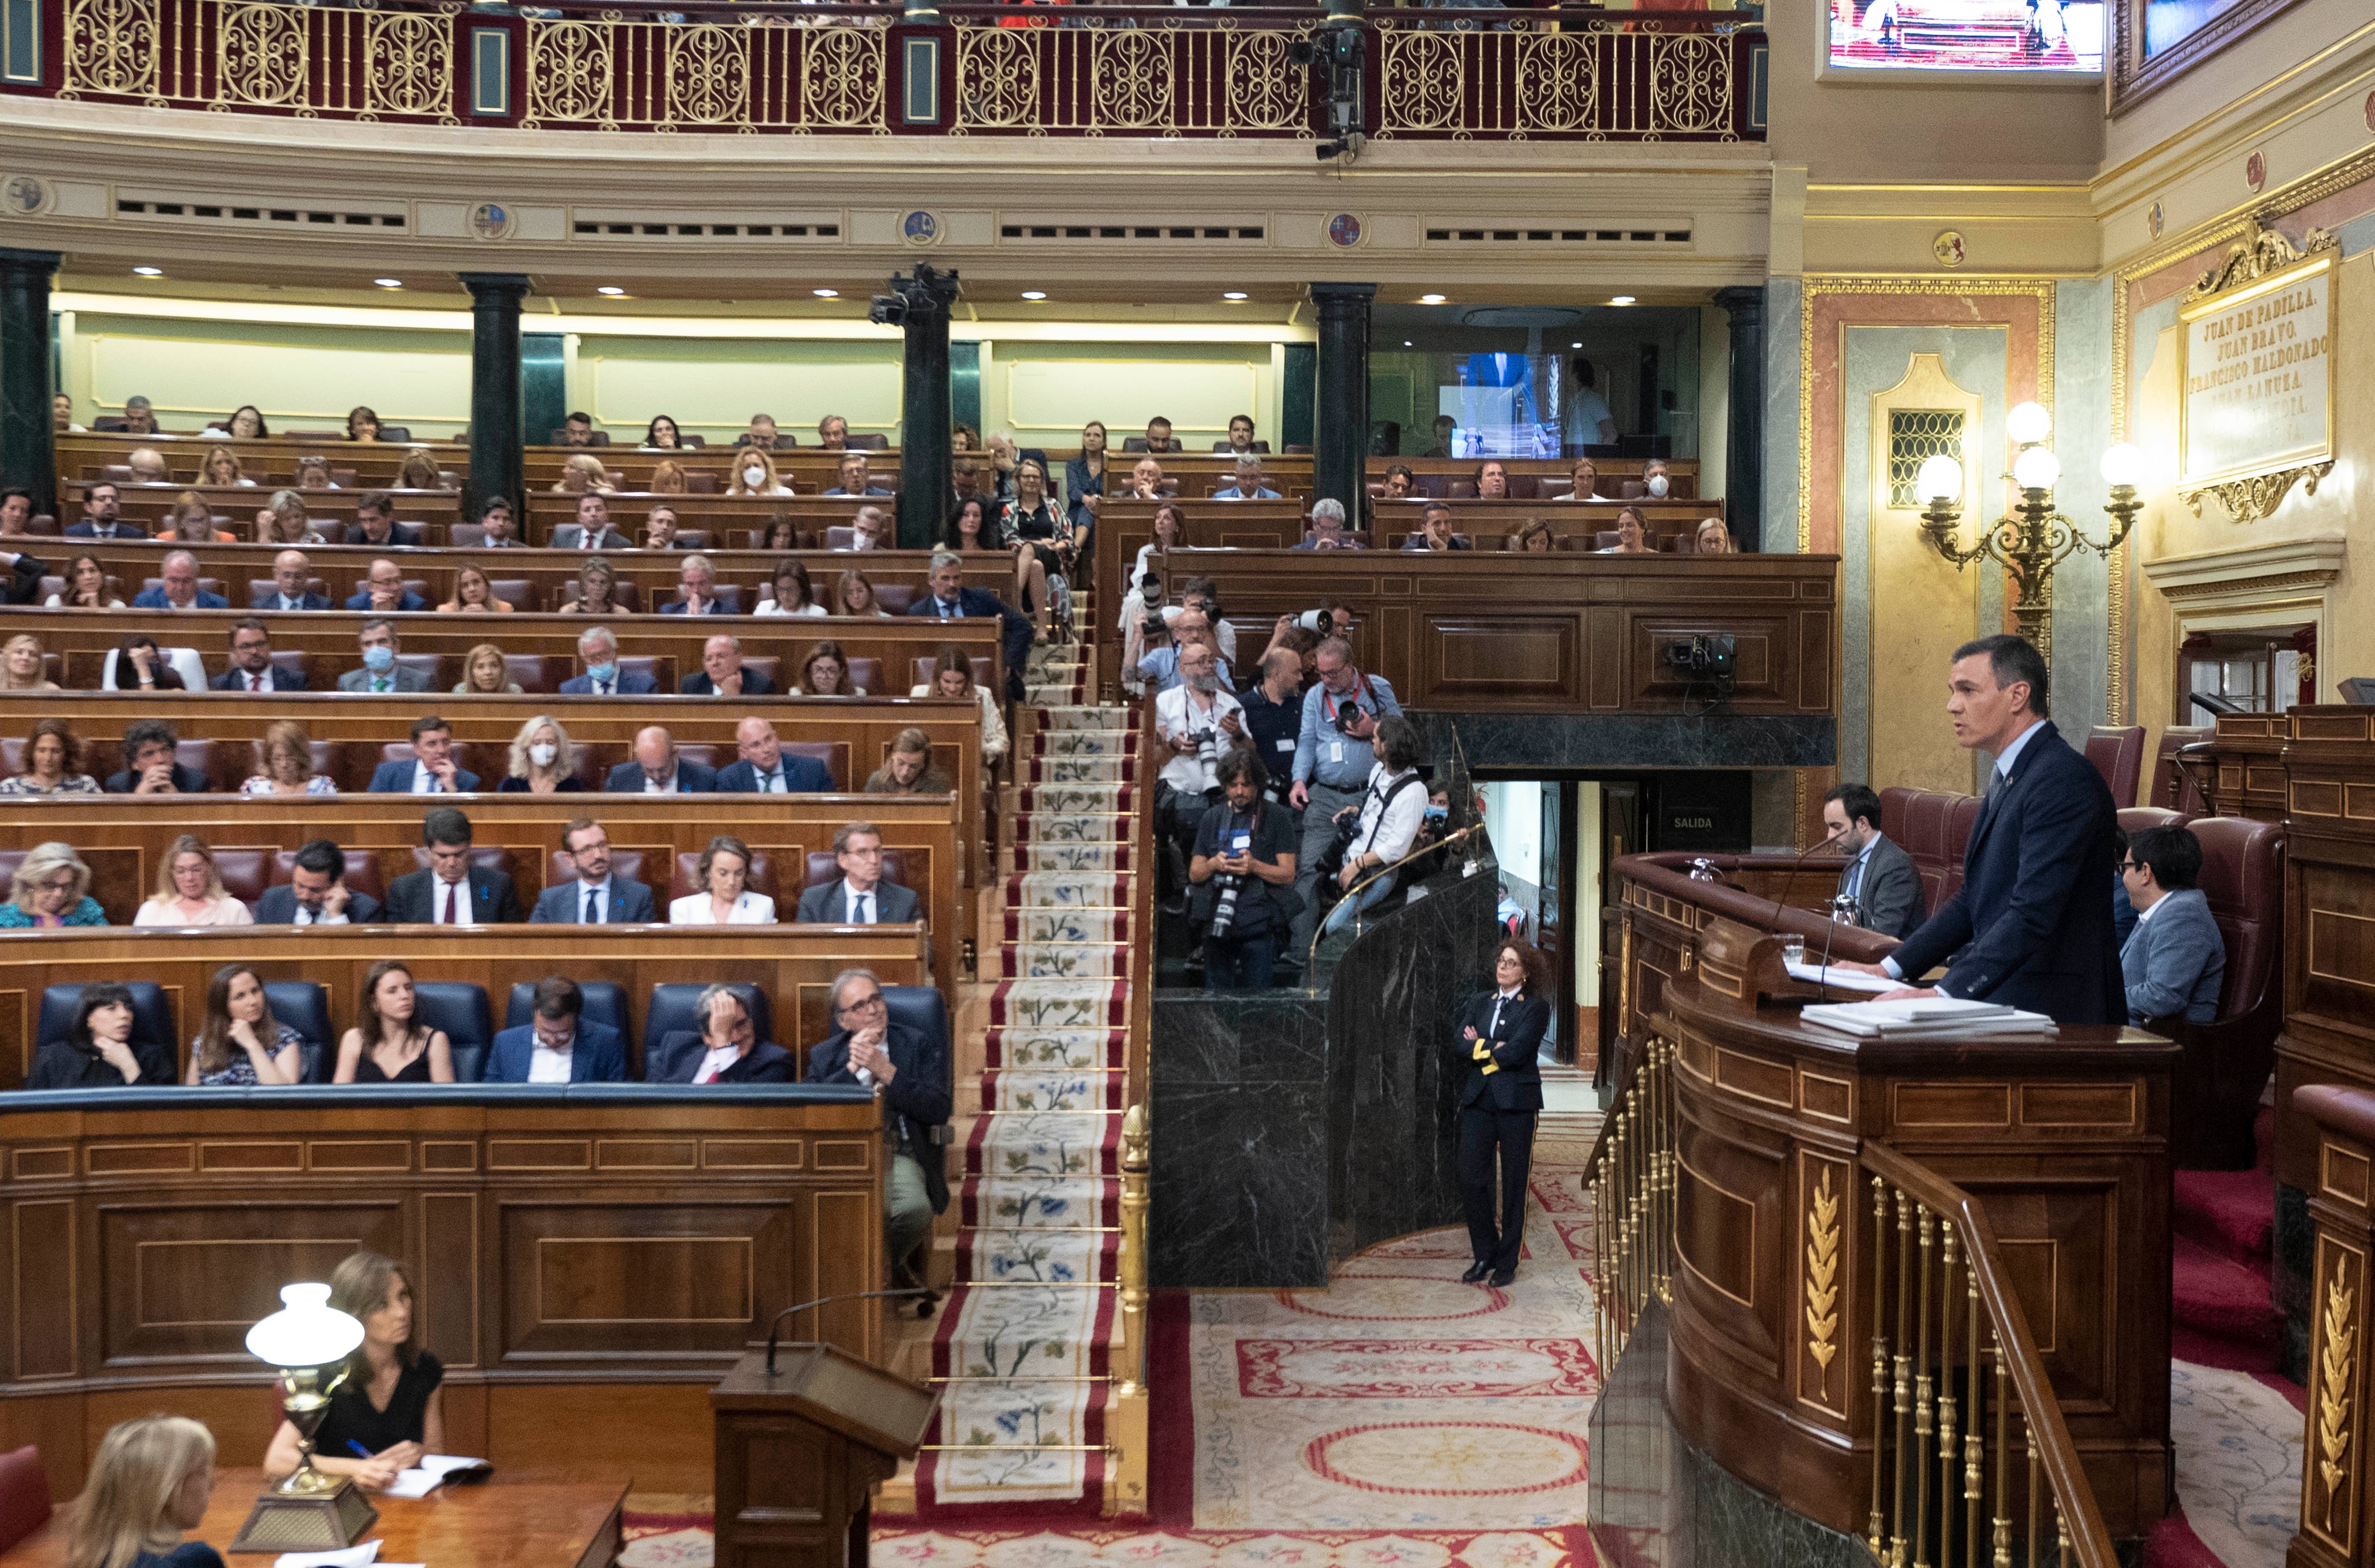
[{"x1": 1888, "y1": 410, "x2": 1966, "y2": 511}]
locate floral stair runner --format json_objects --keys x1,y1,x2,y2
[{"x1": 918, "y1": 626, "x2": 1138, "y2": 1516}]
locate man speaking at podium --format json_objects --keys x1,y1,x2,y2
[{"x1": 1838, "y1": 634, "x2": 2124, "y2": 1025}]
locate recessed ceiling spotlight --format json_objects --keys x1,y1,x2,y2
[
  {"x1": 1570, "y1": 340, "x2": 1583, "y2": 349},
  {"x1": 596, "y1": 286, "x2": 625, "y2": 296},
  {"x1": 1419, "y1": 293, "x2": 1445, "y2": 305},
  {"x1": 1222, "y1": 291, "x2": 1248, "y2": 301},
  {"x1": 1020, "y1": 291, "x2": 1048, "y2": 301},
  {"x1": 813, "y1": 288, "x2": 838, "y2": 298},
  {"x1": 1403, "y1": 340, "x2": 1414, "y2": 348},
  {"x1": 373, "y1": 278, "x2": 403, "y2": 289},
  {"x1": 133, "y1": 266, "x2": 162, "y2": 277},
  {"x1": 1609, "y1": 295, "x2": 1637, "y2": 306}
]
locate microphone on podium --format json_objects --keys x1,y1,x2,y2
[
  {"x1": 764, "y1": 1289, "x2": 932, "y2": 1375},
  {"x1": 1768, "y1": 823, "x2": 1850, "y2": 938}
]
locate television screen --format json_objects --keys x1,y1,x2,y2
[{"x1": 1827, "y1": 0, "x2": 2105, "y2": 75}]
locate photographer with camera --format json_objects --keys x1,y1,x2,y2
[
  {"x1": 1139, "y1": 605, "x2": 1234, "y2": 696},
  {"x1": 1188, "y1": 750, "x2": 1302, "y2": 991},
  {"x1": 1287, "y1": 636, "x2": 1403, "y2": 960},
  {"x1": 1316, "y1": 715, "x2": 1428, "y2": 942},
  {"x1": 1156, "y1": 638, "x2": 1245, "y2": 888}
]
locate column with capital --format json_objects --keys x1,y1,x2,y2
[
  {"x1": 459, "y1": 273, "x2": 532, "y2": 527},
  {"x1": 889, "y1": 264, "x2": 961, "y2": 550},
  {"x1": 1311, "y1": 283, "x2": 1376, "y2": 529},
  {"x1": 1714, "y1": 285, "x2": 1767, "y2": 553},
  {"x1": 0, "y1": 248, "x2": 61, "y2": 518}
]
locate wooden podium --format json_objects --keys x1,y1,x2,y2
[{"x1": 711, "y1": 1346, "x2": 939, "y2": 1568}]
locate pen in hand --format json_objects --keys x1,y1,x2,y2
[{"x1": 347, "y1": 1441, "x2": 371, "y2": 1459}]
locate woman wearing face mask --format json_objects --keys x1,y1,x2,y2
[
  {"x1": 728, "y1": 449, "x2": 794, "y2": 498},
  {"x1": 501, "y1": 716, "x2": 582, "y2": 793}
]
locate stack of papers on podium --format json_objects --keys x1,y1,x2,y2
[
  {"x1": 1783, "y1": 960, "x2": 1899, "y2": 994},
  {"x1": 1799, "y1": 996, "x2": 2058, "y2": 1040}
]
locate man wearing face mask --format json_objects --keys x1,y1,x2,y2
[
  {"x1": 559, "y1": 625, "x2": 656, "y2": 696},
  {"x1": 338, "y1": 620, "x2": 432, "y2": 694},
  {"x1": 552, "y1": 494, "x2": 633, "y2": 550},
  {"x1": 1640, "y1": 458, "x2": 1672, "y2": 499}
]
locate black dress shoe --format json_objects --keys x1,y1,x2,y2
[
  {"x1": 1490, "y1": 1266, "x2": 1517, "y2": 1288},
  {"x1": 1461, "y1": 1261, "x2": 1492, "y2": 1284}
]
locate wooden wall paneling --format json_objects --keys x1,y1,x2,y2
[{"x1": 2272, "y1": 712, "x2": 2375, "y2": 1189}]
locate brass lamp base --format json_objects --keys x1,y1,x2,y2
[{"x1": 227, "y1": 1474, "x2": 380, "y2": 1555}]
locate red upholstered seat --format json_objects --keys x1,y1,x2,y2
[
  {"x1": 2153, "y1": 726, "x2": 2212, "y2": 816},
  {"x1": 0, "y1": 1444, "x2": 52, "y2": 1555},
  {"x1": 1880, "y1": 786, "x2": 1981, "y2": 915},
  {"x1": 2086, "y1": 725, "x2": 2148, "y2": 808}
]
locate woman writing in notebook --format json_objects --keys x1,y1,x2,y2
[{"x1": 262, "y1": 1250, "x2": 445, "y2": 1491}]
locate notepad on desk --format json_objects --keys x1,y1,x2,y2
[
  {"x1": 1800, "y1": 996, "x2": 2058, "y2": 1040},
  {"x1": 1782, "y1": 960, "x2": 1899, "y2": 995},
  {"x1": 271, "y1": 1543, "x2": 382, "y2": 1568},
  {"x1": 383, "y1": 1454, "x2": 492, "y2": 1498}
]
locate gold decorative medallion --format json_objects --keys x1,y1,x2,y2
[{"x1": 1931, "y1": 231, "x2": 1966, "y2": 267}]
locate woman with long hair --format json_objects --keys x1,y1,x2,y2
[
  {"x1": 438, "y1": 565, "x2": 513, "y2": 616},
  {"x1": 643, "y1": 414, "x2": 684, "y2": 450},
  {"x1": 63, "y1": 1414, "x2": 222, "y2": 1568},
  {"x1": 345, "y1": 406, "x2": 381, "y2": 442},
  {"x1": 396, "y1": 450, "x2": 448, "y2": 491},
  {"x1": 243, "y1": 720, "x2": 335, "y2": 796},
  {"x1": 1453, "y1": 939, "x2": 1550, "y2": 1287},
  {"x1": 257, "y1": 490, "x2": 325, "y2": 545},
  {"x1": 667, "y1": 835, "x2": 776, "y2": 925},
  {"x1": 1063, "y1": 418, "x2": 1108, "y2": 541},
  {"x1": 647, "y1": 459, "x2": 688, "y2": 496},
  {"x1": 225, "y1": 403, "x2": 267, "y2": 439},
  {"x1": 551, "y1": 453, "x2": 611, "y2": 495},
  {"x1": 759, "y1": 513, "x2": 799, "y2": 552},
  {"x1": 186, "y1": 963, "x2": 303, "y2": 1086},
  {"x1": 3, "y1": 717, "x2": 100, "y2": 794},
  {"x1": 912, "y1": 644, "x2": 1007, "y2": 764},
  {"x1": 945, "y1": 494, "x2": 1003, "y2": 555},
  {"x1": 833, "y1": 568, "x2": 889, "y2": 618},
  {"x1": 756, "y1": 558, "x2": 825, "y2": 618},
  {"x1": 114, "y1": 635, "x2": 185, "y2": 692},
  {"x1": 727, "y1": 447, "x2": 792, "y2": 498},
  {"x1": 500, "y1": 715, "x2": 581, "y2": 793},
  {"x1": 0, "y1": 633, "x2": 58, "y2": 692},
  {"x1": 133, "y1": 834, "x2": 253, "y2": 927},
  {"x1": 201, "y1": 445, "x2": 254, "y2": 487},
  {"x1": 1693, "y1": 517, "x2": 1733, "y2": 555},
  {"x1": 263, "y1": 1251, "x2": 446, "y2": 1492},
  {"x1": 996, "y1": 455, "x2": 1068, "y2": 641},
  {"x1": 294, "y1": 455, "x2": 338, "y2": 491},
  {"x1": 454, "y1": 642, "x2": 521, "y2": 695},
  {"x1": 162, "y1": 493, "x2": 234, "y2": 544},
  {"x1": 1599, "y1": 505, "x2": 1652, "y2": 555},
  {"x1": 797, "y1": 640, "x2": 864, "y2": 697},
  {"x1": 332, "y1": 961, "x2": 454, "y2": 1084},
  {"x1": 558, "y1": 557, "x2": 622, "y2": 615},
  {"x1": 47, "y1": 553, "x2": 124, "y2": 609}
]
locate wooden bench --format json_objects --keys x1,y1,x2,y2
[
  {"x1": 1137, "y1": 547, "x2": 1836, "y2": 715},
  {"x1": 58, "y1": 433, "x2": 459, "y2": 489},
  {"x1": 0, "y1": 792, "x2": 964, "y2": 993}
]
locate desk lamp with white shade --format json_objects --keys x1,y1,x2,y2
[{"x1": 228, "y1": 1282, "x2": 381, "y2": 1554}]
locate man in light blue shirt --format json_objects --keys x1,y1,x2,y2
[
  {"x1": 1286, "y1": 636, "x2": 1402, "y2": 960},
  {"x1": 1136, "y1": 607, "x2": 1233, "y2": 695}
]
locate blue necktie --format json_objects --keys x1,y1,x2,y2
[{"x1": 582, "y1": 887, "x2": 600, "y2": 924}]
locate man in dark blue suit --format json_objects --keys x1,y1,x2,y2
[
  {"x1": 131, "y1": 551, "x2": 227, "y2": 609},
  {"x1": 253, "y1": 549, "x2": 332, "y2": 612},
  {"x1": 529, "y1": 818, "x2": 658, "y2": 923},
  {"x1": 807, "y1": 968, "x2": 950, "y2": 1274},
  {"x1": 366, "y1": 716, "x2": 481, "y2": 794},
  {"x1": 342, "y1": 558, "x2": 431, "y2": 613},
  {"x1": 604, "y1": 726, "x2": 717, "y2": 793},
  {"x1": 211, "y1": 619, "x2": 309, "y2": 692},
  {"x1": 559, "y1": 625, "x2": 657, "y2": 695},
  {"x1": 484, "y1": 976, "x2": 626, "y2": 1083},
  {"x1": 909, "y1": 550, "x2": 1031, "y2": 703},
  {"x1": 646, "y1": 984, "x2": 795, "y2": 1083},
  {"x1": 1842, "y1": 634, "x2": 2124, "y2": 1025},
  {"x1": 714, "y1": 717, "x2": 835, "y2": 793},
  {"x1": 1456, "y1": 942, "x2": 1550, "y2": 1286}
]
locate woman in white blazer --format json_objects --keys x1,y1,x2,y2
[
  {"x1": 913, "y1": 646, "x2": 1009, "y2": 765},
  {"x1": 667, "y1": 835, "x2": 776, "y2": 926}
]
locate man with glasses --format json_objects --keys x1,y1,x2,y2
[
  {"x1": 647, "y1": 984, "x2": 792, "y2": 1084},
  {"x1": 529, "y1": 818, "x2": 656, "y2": 923},
  {"x1": 795, "y1": 821, "x2": 919, "y2": 924},
  {"x1": 807, "y1": 967, "x2": 950, "y2": 1293},
  {"x1": 2117, "y1": 824, "x2": 2226, "y2": 1026}
]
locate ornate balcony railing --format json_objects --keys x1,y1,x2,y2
[{"x1": 4, "y1": 0, "x2": 1766, "y2": 142}]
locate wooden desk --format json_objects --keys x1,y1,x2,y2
[{"x1": 0, "y1": 1468, "x2": 627, "y2": 1568}]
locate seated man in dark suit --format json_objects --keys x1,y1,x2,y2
[
  {"x1": 659, "y1": 555, "x2": 728, "y2": 615},
  {"x1": 558, "y1": 624, "x2": 657, "y2": 696},
  {"x1": 681, "y1": 633, "x2": 778, "y2": 697},
  {"x1": 605, "y1": 726, "x2": 717, "y2": 793},
  {"x1": 131, "y1": 551, "x2": 229, "y2": 609},
  {"x1": 368, "y1": 716, "x2": 481, "y2": 794},
  {"x1": 1840, "y1": 635, "x2": 2123, "y2": 1024},
  {"x1": 486, "y1": 975, "x2": 627, "y2": 1083},
  {"x1": 529, "y1": 817, "x2": 656, "y2": 924},
  {"x1": 66, "y1": 482, "x2": 147, "y2": 539},
  {"x1": 715, "y1": 717, "x2": 833, "y2": 793},
  {"x1": 909, "y1": 549, "x2": 1032, "y2": 704},
  {"x1": 342, "y1": 557, "x2": 431, "y2": 614},
  {"x1": 253, "y1": 549, "x2": 332, "y2": 612},
  {"x1": 2118, "y1": 823, "x2": 2226, "y2": 1026},
  {"x1": 338, "y1": 619, "x2": 435, "y2": 695},
  {"x1": 552, "y1": 493, "x2": 633, "y2": 551},
  {"x1": 253, "y1": 838, "x2": 383, "y2": 925},
  {"x1": 1821, "y1": 782, "x2": 1922, "y2": 940},
  {"x1": 104, "y1": 719, "x2": 211, "y2": 795},
  {"x1": 386, "y1": 806, "x2": 525, "y2": 925},
  {"x1": 211, "y1": 619, "x2": 309, "y2": 693},
  {"x1": 341, "y1": 493, "x2": 424, "y2": 548},
  {"x1": 821, "y1": 453, "x2": 893, "y2": 497},
  {"x1": 806, "y1": 967, "x2": 949, "y2": 1279},
  {"x1": 647, "y1": 983, "x2": 794, "y2": 1084},
  {"x1": 794, "y1": 821, "x2": 920, "y2": 925}
]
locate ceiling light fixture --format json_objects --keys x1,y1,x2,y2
[
  {"x1": 1570, "y1": 341, "x2": 1583, "y2": 349},
  {"x1": 373, "y1": 278, "x2": 402, "y2": 289},
  {"x1": 813, "y1": 288, "x2": 838, "y2": 298},
  {"x1": 1222, "y1": 291, "x2": 1248, "y2": 301},
  {"x1": 1609, "y1": 295, "x2": 1637, "y2": 306},
  {"x1": 133, "y1": 266, "x2": 162, "y2": 277},
  {"x1": 1419, "y1": 293, "x2": 1445, "y2": 305},
  {"x1": 1403, "y1": 340, "x2": 1414, "y2": 348},
  {"x1": 1020, "y1": 291, "x2": 1048, "y2": 301},
  {"x1": 596, "y1": 286, "x2": 625, "y2": 296}
]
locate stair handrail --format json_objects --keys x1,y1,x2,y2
[{"x1": 1859, "y1": 1139, "x2": 2119, "y2": 1568}]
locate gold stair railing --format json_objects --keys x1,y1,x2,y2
[{"x1": 1579, "y1": 1034, "x2": 2115, "y2": 1568}]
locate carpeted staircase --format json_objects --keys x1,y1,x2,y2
[
  {"x1": 912, "y1": 620, "x2": 1143, "y2": 1517},
  {"x1": 2171, "y1": 1108, "x2": 2284, "y2": 1372}
]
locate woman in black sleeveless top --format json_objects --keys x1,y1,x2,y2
[{"x1": 263, "y1": 1251, "x2": 446, "y2": 1492}]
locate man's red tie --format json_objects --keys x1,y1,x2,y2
[{"x1": 444, "y1": 882, "x2": 458, "y2": 925}]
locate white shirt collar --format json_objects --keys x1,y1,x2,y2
[
  {"x1": 1993, "y1": 718, "x2": 2047, "y2": 782},
  {"x1": 842, "y1": 878, "x2": 878, "y2": 910},
  {"x1": 2132, "y1": 887, "x2": 2174, "y2": 927},
  {"x1": 1496, "y1": 985, "x2": 1521, "y2": 1000}
]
